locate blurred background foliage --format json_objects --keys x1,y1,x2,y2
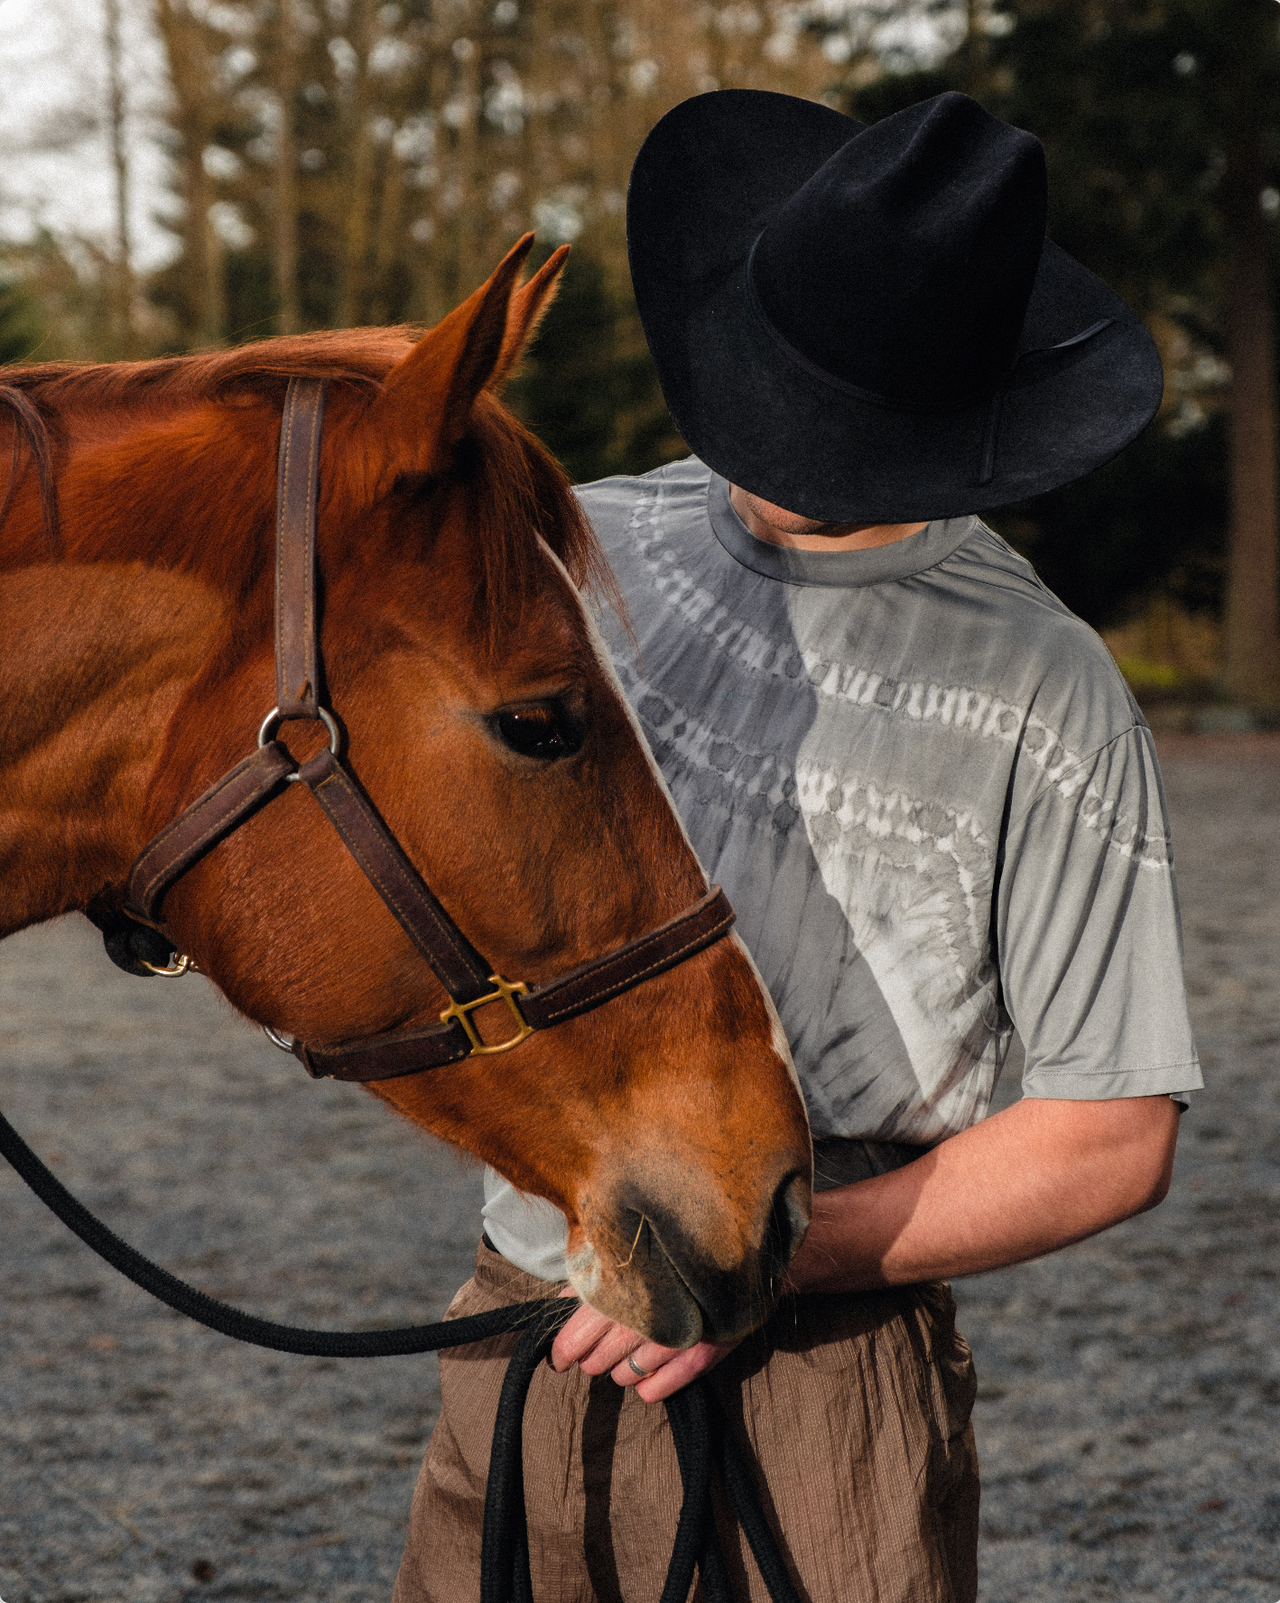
[
  {"x1": 2, "y1": 0, "x2": 1278, "y2": 705},
  {"x1": 838, "y1": 0, "x2": 1280, "y2": 705}
]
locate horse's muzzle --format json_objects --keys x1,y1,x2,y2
[{"x1": 569, "y1": 1166, "x2": 812, "y2": 1349}]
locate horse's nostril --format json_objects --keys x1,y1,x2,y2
[{"x1": 766, "y1": 1171, "x2": 812, "y2": 1271}]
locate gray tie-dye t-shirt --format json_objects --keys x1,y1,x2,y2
[{"x1": 481, "y1": 457, "x2": 1201, "y2": 1279}]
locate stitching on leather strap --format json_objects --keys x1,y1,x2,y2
[
  {"x1": 308, "y1": 766, "x2": 486, "y2": 981},
  {"x1": 275, "y1": 378, "x2": 325, "y2": 716},
  {"x1": 303, "y1": 896, "x2": 734, "y2": 1081},
  {"x1": 534, "y1": 909, "x2": 733, "y2": 1025},
  {"x1": 303, "y1": 756, "x2": 493, "y2": 997},
  {"x1": 128, "y1": 745, "x2": 294, "y2": 919},
  {"x1": 300, "y1": 387, "x2": 322, "y2": 693},
  {"x1": 549, "y1": 899, "x2": 728, "y2": 994},
  {"x1": 274, "y1": 384, "x2": 294, "y2": 696},
  {"x1": 303, "y1": 1021, "x2": 474, "y2": 1081}
]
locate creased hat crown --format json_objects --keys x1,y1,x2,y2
[
  {"x1": 750, "y1": 93, "x2": 1048, "y2": 411},
  {"x1": 626, "y1": 88, "x2": 1163, "y2": 522}
]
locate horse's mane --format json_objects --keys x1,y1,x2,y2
[
  {"x1": 0, "y1": 328, "x2": 617, "y2": 631},
  {"x1": 0, "y1": 327, "x2": 412, "y2": 412}
]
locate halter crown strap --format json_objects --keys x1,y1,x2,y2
[
  {"x1": 275, "y1": 377, "x2": 326, "y2": 721},
  {"x1": 124, "y1": 374, "x2": 327, "y2": 925}
]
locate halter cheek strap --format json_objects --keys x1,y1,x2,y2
[
  {"x1": 121, "y1": 377, "x2": 736, "y2": 1083},
  {"x1": 275, "y1": 375, "x2": 324, "y2": 719}
]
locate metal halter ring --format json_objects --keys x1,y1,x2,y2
[
  {"x1": 140, "y1": 952, "x2": 198, "y2": 978},
  {"x1": 257, "y1": 705, "x2": 341, "y2": 780}
]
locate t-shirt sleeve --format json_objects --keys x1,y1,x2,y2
[{"x1": 996, "y1": 722, "x2": 1202, "y2": 1100}]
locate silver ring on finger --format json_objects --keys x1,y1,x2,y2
[{"x1": 627, "y1": 1353, "x2": 651, "y2": 1378}]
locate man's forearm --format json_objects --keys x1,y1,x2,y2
[
  {"x1": 553, "y1": 1094, "x2": 1180, "y2": 1401},
  {"x1": 784, "y1": 1094, "x2": 1181, "y2": 1295}
]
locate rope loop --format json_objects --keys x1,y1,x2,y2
[{"x1": 0, "y1": 1108, "x2": 799, "y2": 1602}]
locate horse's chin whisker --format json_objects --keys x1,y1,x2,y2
[{"x1": 614, "y1": 1212, "x2": 648, "y2": 1270}]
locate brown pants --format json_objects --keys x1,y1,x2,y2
[{"x1": 394, "y1": 1242, "x2": 979, "y2": 1603}]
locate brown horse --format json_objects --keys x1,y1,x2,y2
[{"x1": 0, "y1": 237, "x2": 811, "y2": 1350}]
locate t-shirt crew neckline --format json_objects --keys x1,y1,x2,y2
[{"x1": 707, "y1": 472, "x2": 978, "y2": 588}]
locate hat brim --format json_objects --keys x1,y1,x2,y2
[{"x1": 627, "y1": 90, "x2": 1164, "y2": 523}]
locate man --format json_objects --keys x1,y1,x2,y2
[{"x1": 394, "y1": 90, "x2": 1200, "y2": 1602}]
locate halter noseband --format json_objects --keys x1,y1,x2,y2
[{"x1": 121, "y1": 377, "x2": 735, "y2": 1085}]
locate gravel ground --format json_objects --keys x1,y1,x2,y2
[
  {"x1": 957, "y1": 732, "x2": 1280, "y2": 1603},
  {"x1": 0, "y1": 927, "x2": 485, "y2": 1603},
  {"x1": 1, "y1": 731, "x2": 1277, "y2": 1603}
]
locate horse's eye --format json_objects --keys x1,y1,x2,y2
[{"x1": 494, "y1": 704, "x2": 582, "y2": 760}]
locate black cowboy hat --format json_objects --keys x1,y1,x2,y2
[{"x1": 627, "y1": 89, "x2": 1164, "y2": 524}]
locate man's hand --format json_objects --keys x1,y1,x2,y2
[{"x1": 550, "y1": 1291, "x2": 740, "y2": 1403}]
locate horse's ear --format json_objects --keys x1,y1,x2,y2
[
  {"x1": 355, "y1": 233, "x2": 535, "y2": 490},
  {"x1": 487, "y1": 244, "x2": 570, "y2": 392}
]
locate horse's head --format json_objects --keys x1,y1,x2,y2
[{"x1": 0, "y1": 239, "x2": 811, "y2": 1347}]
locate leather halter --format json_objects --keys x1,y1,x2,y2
[{"x1": 122, "y1": 378, "x2": 736, "y2": 1085}]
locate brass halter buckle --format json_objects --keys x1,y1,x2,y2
[{"x1": 440, "y1": 975, "x2": 534, "y2": 1056}]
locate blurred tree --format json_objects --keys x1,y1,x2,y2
[
  {"x1": 995, "y1": 413, "x2": 1228, "y2": 629},
  {"x1": 141, "y1": 0, "x2": 880, "y2": 475},
  {"x1": 0, "y1": 234, "x2": 115, "y2": 361},
  {"x1": 103, "y1": 0, "x2": 139, "y2": 357},
  {"x1": 841, "y1": 0, "x2": 1280, "y2": 703},
  {"x1": 146, "y1": 0, "x2": 855, "y2": 347},
  {"x1": 153, "y1": 0, "x2": 234, "y2": 345},
  {"x1": 506, "y1": 244, "x2": 684, "y2": 483},
  {"x1": 0, "y1": 276, "x2": 43, "y2": 364},
  {"x1": 273, "y1": 0, "x2": 302, "y2": 334}
]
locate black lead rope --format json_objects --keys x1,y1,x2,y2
[
  {"x1": 0, "y1": 1109, "x2": 799, "y2": 1603},
  {"x1": 0, "y1": 1104, "x2": 550, "y2": 1358}
]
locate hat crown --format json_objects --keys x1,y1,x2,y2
[{"x1": 750, "y1": 93, "x2": 1047, "y2": 410}]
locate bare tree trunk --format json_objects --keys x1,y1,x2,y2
[
  {"x1": 104, "y1": 0, "x2": 137, "y2": 356},
  {"x1": 275, "y1": 0, "x2": 301, "y2": 334},
  {"x1": 962, "y1": 0, "x2": 992, "y2": 99},
  {"x1": 450, "y1": 42, "x2": 483, "y2": 303},
  {"x1": 1222, "y1": 130, "x2": 1280, "y2": 706},
  {"x1": 369, "y1": 145, "x2": 406, "y2": 324},
  {"x1": 401, "y1": 43, "x2": 451, "y2": 329},
  {"x1": 334, "y1": 0, "x2": 376, "y2": 326},
  {"x1": 156, "y1": 0, "x2": 225, "y2": 346}
]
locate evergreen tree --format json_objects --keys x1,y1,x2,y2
[
  {"x1": 0, "y1": 278, "x2": 41, "y2": 364},
  {"x1": 843, "y1": 0, "x2": 1279, "y2": 703},
  {"x1": 506, "y1": 244, "x2": 684, "y2": 485}
]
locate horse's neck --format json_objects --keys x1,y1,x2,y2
[{"x1": 0, "y1": 559, "x2": 226, "y2": 937}]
